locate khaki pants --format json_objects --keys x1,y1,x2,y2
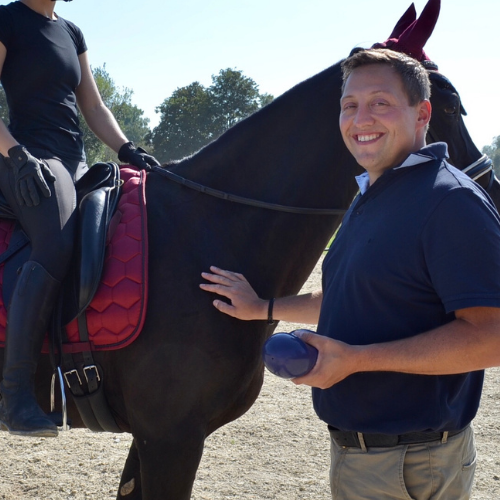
[{"x1": 329, "y1": 426, "x2": 476, "y2": 500}]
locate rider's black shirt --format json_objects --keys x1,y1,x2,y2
[{"x1": 0, "y1": 1, "x2": 87, "y2": 161}]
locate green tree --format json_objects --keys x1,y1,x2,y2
[
  {"x1": 483, "y1": 135, "x2": 500, "y2": 177},
  {"x1": 80, "y1": 65, "x2": 151, "y2": 166},
  {"x1": 210, "y1": 68, "x2": 268, "y2": 135},
  {"x1": 0, "y1": 85, "x2": 8, "y2": 124},
  {"x1": 150, "y1": 68, "x2": 273, "y2": 163},
  {"x1": 148, "y1": 82, "x2": 214, "y2": 163}
]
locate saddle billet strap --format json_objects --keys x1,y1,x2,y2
[{"x1": 61, "y1": 349, "x2": 122, "y2": 433}]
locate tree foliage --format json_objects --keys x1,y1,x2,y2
[
  {"x1": 0, "y1": 85, "x2": 8, "y2": 124},
  {"x1": 79, "y1": 65, "x2": 151, "y2": 166},
  {"x1": 150, "y1": 68, "x2": 273, "y2": 163},
  {"x1": 483, "y1": 135, "x2": 500, "y2": 177}
]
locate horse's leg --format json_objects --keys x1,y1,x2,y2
[
  {"x1": 117, "y1": 439, "x2": 142, "y2": 500},
  {"x1": 134, "y1": 427, "x2": 205, "y2": 500}
]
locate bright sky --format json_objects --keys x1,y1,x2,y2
[{"x1": 5, "y1": 0, "x2": 500, "y2": 149}]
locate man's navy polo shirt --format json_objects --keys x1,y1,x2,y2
[{"x1": 313, "y1": 143, "x2": 500, "y2": 434}]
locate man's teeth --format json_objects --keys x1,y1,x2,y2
[{"x1": 357, "y1": 134, "x2": 380, "y2": 142}]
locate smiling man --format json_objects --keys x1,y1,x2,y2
[
  {"x1": 200, "y1": 49, "x2": 500, "y2": 499},
  {"x1": 339, "y1": 53, "x2": 431, "y2": 184}
]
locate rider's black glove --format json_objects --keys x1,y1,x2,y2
[
  {"x1": 118, "y1": 142, "x2": 160, "y2": 171},
  {"x1": 7, "y1": 145, "x2": 56, "y2": 207}
]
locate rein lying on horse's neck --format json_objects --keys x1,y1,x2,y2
[{"x1": 150, "y1": 166, "x2": 347, "y2": 215}]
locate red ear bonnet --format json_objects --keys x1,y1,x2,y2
[{"x1": 371, "y1": 0, "x2": 440, "y2": 61}]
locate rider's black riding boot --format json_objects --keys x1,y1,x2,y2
[{"x1": 0, "y1": 261, "x2": 60, "y2": 437}]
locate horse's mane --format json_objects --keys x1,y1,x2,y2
[{"x1": 170, "y1": 60, "x2": 345, "y2": 173}]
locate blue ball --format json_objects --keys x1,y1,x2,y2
[{"x1": 262, "y1": 331, "x2": 318, "y2": 379}]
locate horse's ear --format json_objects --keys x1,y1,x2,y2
[
  {"x1": 394, "y1": 0, "x2": 441, "y2": 60},
  {"x1": 371, "y1": 0, "x2": 440, "y2": 61},
  {"x1": 388, "y1": 3, "x2": 417, "y2": 39}
]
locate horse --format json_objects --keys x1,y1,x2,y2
[{"x1": 1, "y1": 1, "x2": 497, "y2": 498}]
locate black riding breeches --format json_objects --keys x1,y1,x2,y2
[{"x1": 0, "y1": 147, "x2": 88, "y2": 282}]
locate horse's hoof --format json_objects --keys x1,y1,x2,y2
[{"x1": 120, "y1": 478, "x2": 135, "y2": 496}]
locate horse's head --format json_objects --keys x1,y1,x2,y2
[{"x1": 426, "y1": 67, "x2": 482, "y2": 169}]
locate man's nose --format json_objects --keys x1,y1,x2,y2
[{"x1": 353, "y1": 105, "x2": 375, "y2": 127}]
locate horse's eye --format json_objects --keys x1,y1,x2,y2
[{"x1": 444, "y1": 106, "x2": 457, "y2": 115}]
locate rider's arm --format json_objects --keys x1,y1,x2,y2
[
  {"x1": 75, "y1": 51, "x2": 128, "y2": 153},
  {"x1": 200, "y1": 266, "x2": 322, "y2": 325}
]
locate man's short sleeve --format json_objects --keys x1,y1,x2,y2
[{"x1": 422, "y1": 187, "x2": 500, "y2": 313}]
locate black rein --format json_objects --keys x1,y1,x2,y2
[{"x1": 150, "y1": 165, "x2": 347, "y2": 216}]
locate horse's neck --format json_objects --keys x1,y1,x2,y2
[
  {"x1": 164, "y1": 62, "x2": 361, "y2": 298},
  {"x1": 173, "y1": 62, "x2": 359, "y2": 213}
]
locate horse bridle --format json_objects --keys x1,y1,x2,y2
[
  {"x1": 460, "y1": 154, "x2": 495, "y2": 191},
  {"x1": 422, "y1": 61, "x2": 496, "y2": 193}
]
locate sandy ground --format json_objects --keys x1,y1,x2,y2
[{"x1": 0, "y1": 257, "x2": 499, "y2": 499}]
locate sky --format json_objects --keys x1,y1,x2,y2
[{"x1": 4, "y1": 0, "x2": 500, "y2": 149}]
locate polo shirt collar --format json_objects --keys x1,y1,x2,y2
[{"x1": 355, "y1": 142, "x2": 449, "y2": 195}]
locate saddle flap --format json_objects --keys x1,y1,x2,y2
[
  {"x1": 77, "y1": 185, "x2": 120, "y2": 312},
  {"x1": 75, "y1": 162, "x2": 122, "y2": 315}
]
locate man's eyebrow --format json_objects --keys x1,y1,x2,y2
[{"x1": 340, "y1": 90, "x2": 391, "y2": 101}]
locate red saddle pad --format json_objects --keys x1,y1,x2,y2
[{"x1": 0, "y1": 166, "x2": 148, "y2": 352}]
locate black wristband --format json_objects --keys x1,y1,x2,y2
[{"x1": 267, "y1": 298, "x2": 276, "y2": 325}]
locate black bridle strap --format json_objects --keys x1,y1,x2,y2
[
  {"x1": 461, "y1": 154, "x2": 493, "y2": 182},
  {"x1": 150, "y1": 165, "x2": 346, "y2": 216}
]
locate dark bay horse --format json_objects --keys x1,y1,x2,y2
[{"x1": 1, "y1": 1, "x2": 497, "y2": 499}]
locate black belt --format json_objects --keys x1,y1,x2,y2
[{"x1": 328, "y1": 424, "x2": 469, "y2": 449}]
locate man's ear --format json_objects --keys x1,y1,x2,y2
[{"x1": 417, "y1": 100, "x2": 432, "y2": 129}]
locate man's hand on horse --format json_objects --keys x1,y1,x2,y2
[
  {"x1": 200, "y1": 266, "x2": 267, "y2": 320},
  {"x1": 7, "y1": 145, "x2": 56, "y2": 207},
  {"x1": 118, "y1": 141, "x2": 161, "y2": 171}
]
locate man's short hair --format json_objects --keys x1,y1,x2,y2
[{"x1": 341, "y1": 48, "x2": 431, "y2": 106}]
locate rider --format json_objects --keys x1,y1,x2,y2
[{"x1": 0, "y1": 0, "x2": 160, "y2": 437}]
